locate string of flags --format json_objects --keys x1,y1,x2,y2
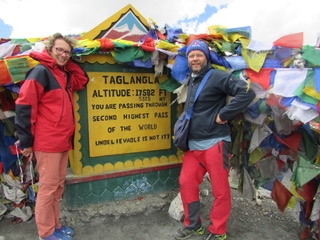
[{"x1": 0, "y1": 23, "x2": 319, "y2": 239}]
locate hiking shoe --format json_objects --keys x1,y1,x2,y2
[
  {"x1": 57, "y1": 226, "x2": 75, "y2": 236},
  {"x1": 174, "y1": 225, "x2": 205, "y2": 239},
  {"x1": 202, "y1": 232, "x2": 227, "y2": 240},
  {"x1": 39, "y1": 229, "x2": 72, "y2": 240}
]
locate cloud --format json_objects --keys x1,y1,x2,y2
[
  {"x1": 0, "y1": 0, "x2": 319, "y2": 46},
  {"x1": 0, "y1": 0, "x2": 231, "y2": 38},
  {"x1": 0, "y1": 0, "x2": 187, "y2": 37},
  {"x1": 196, "y1": 0, "x2": 320, "y2": 45}
]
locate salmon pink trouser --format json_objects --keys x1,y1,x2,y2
[
  {"x1": 179, "y1": 141, "x2": 231, "y2": 235},
  {"x1": 34, "y1": 151, "x2": 69, "y2": 238}
]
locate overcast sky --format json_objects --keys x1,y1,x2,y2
[{"x1": 0, "y1": 0, "x2": 319, "y2": 46}]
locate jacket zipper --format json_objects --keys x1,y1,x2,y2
[{"x1": 55, "y1": 71, "x2": 69, "y2": 127}]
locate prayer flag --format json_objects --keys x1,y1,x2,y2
[
  {"x1": 246, "y1": 68, "x2": 273, "y2": 90},
  {"x1": 273, "y1": 32, "x2": 303, "y2": 48},
  {"x1": 271, "y1": 178, "x2": 293, "y2": 212},
  {"x1": 291, "y1": 153, "x2": 320, "y2": 188}
]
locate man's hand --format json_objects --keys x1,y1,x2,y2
[{"x1": 216, "y1": 114, "x2": 228, "y2": 124}]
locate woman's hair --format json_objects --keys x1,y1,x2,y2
[{"x1": 45, "y1": 32, "x2": 76, "y2": 52}]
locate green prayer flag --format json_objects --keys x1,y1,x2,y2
[
  {"x1": 6, "y1": 58, "x2": 30, "y2": 82},
  {"x1": 74, "y1": 47, "x2": 100, "y2": 56},
  {"x1": 302, "y1": 45, "x2": 320, "y2": 66},
  {"x1": 113, "y1": 45, "x2": 145, "y2": 63},
  {"x1": 291, "y1": 153, "x2": 320, "y2": 188},
  {"x1": 294, "y1": 70, "x2": 318, "y2": 105},
  {"x1": 10, "y1": 38, "x2": 30, "y2": 45},
  {"x1": 222, "y1": 42, "x2": 238, "y2": 53},
  {"x1": 301, "y1": 127, "x2": 318, "y2": 160},
  {"x1": 158, "y1": 76, "x2": 181, "y2": 93},
  {"x1": 248, "y1": 147, "x2": 265, "y2": 165}
]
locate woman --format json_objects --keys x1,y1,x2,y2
[{"x1": 15, "y1": 33, "x2": 88, "y2": 240}]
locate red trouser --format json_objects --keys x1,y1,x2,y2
[
  {"x1": 34, "y1": 151, "x2": 69, "y2": 238},
  {"x1": 179, "y1": 141, "x2": 231, "y2": 235}
]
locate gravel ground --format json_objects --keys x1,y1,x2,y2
[{"x1": 0, "y1": 178, "x2": 302, "y2": 240}]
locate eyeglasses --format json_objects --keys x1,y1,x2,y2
[{"x1": 54, "y1": 47, "x2": 72, "y2": 56}]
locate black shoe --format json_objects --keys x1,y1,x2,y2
[
  {"x1": 173, "y1": 225, "x2": 205, "y2": 239},
  {"x1": 202, "y1": 232, "x2": 227, "y2": 240}
]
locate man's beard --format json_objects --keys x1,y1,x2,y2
[{"x1": 189, "y1": 61, "x2": 207, "y2": 74}]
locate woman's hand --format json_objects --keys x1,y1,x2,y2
[{"x1": 22, "y1": 147, "x2": 33, "y2": 157}]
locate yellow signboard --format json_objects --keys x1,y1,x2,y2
[{"x1": 87, "y1": 72, "x2": 171, "y2": 157}]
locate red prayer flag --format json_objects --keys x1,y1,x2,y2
[
  {"x1": 265, "y1": 93, "x2": 286, "y2": 108},
  {"x1": 140, "y1": 36, "x2": 155, "y2": 52},
  {"x1": 0, "y1": 60, "x2": 12, "y2": 85},
  {"x1": 271, "y1": 178, "x2": 293, "y2": 212},
  {"x1": 99, "y1": 39, "x2": 114, "y2": 51},
  {"x1": 186, "y1": 34, "x2": 216, "y2": 45},
  {"x1": 273, "y1": 32, "x2": 304, "y2": 48},
  {"x1": 274, "y1": 132, "x2": 302, "y2": 152},
  {"x1": 156, "y1": 30, "x2": 166, "y2": 40},
  {"x1": 246, "y1": 68, "x2": 273, "y2": 90},
  {"x1": 295, "y1": 178, "x2": 318, "y2": 202},
  {"x1": 9, "y1": 145, "x2": 22, "y2": 155}
]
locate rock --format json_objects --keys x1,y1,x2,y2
[
  {"x1": 201, "y1": 189, "x2": 210, "y2": 196},
  {"x1": 168, "y1": 193, "x2": 184, "y2": 222}
]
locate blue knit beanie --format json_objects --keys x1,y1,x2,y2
[{"x1": 186, "y1": 40, "x2": 210, "y2": 60}]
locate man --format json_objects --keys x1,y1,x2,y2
[
  {"x1": 15, "y1": 33, "x2": 88, "y2": 240},
  {"x1": 173, "y1": 40, "x2": 256, "y2": 240}
]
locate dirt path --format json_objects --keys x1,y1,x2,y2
[{"x1": 0, "y1": 180, "x2": 302, "y2": 240}]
